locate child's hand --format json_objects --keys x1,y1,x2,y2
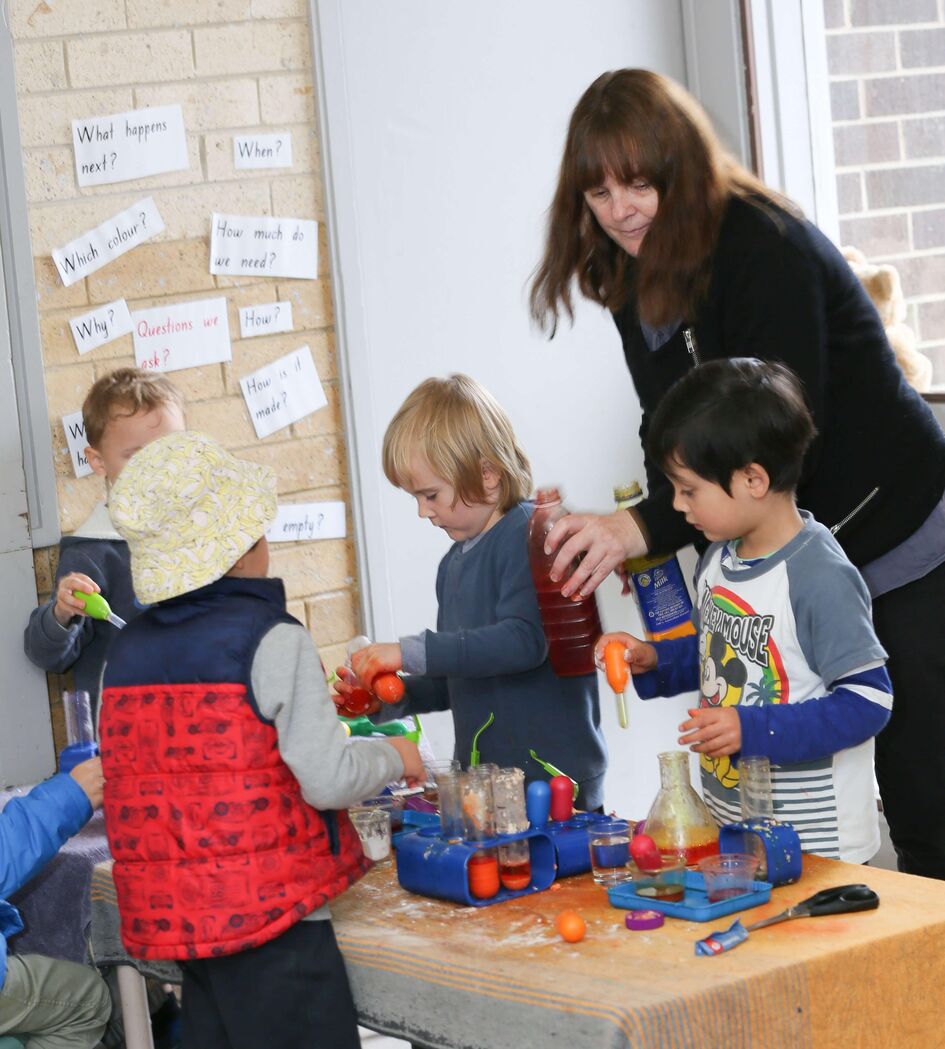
[
  {"x1": 70, "y1": 756, "x2": 104, "y2": 809},
  {"x1": 332, "y1": 666, "x2": 381, "y2": 716},
  {"x1": 593, "y1": 631, "x2": 657, "y2": 675},
  {"x1": 53, "y1": 573, "x2": 100, "y2": 627},
  {"x1": 384, "y1": 737, "x2": 424, "y2": 787},
  {"x1": 351, "y1": 643, "x2": 403, "y2": 688},
  {"x1": 678, "y1": 707, "x2": 741, "y2": 757}
]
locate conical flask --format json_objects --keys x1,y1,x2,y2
[{"x1": 644, "y1": 751, "x2": 719, "y2": 868}]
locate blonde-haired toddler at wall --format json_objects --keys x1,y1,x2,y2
[{"x1": 24, "y1": 367, "x2": 185, "y2": 712}]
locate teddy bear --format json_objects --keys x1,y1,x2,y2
[{"x1": 843, "y1": 246, "x2": 932, "y2": 393}]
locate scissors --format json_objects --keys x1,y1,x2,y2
[{"x1": 746, "y1": 883, "x2": 879, "y2": 932}]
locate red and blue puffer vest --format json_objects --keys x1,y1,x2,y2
[{"x1": 100, "y1": 576, "x2": 369, "y2": 961}]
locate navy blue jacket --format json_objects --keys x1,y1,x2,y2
[{"x1": 616, "y1": 195, "x2": 945, "y2": 567}]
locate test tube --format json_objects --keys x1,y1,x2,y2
[
  {"x1": 739, "y1": 756, "x2": 775, "y2": 821},
  {"x1": 436, "y1": 769, "x2": 466, "y2": 842},
  {"x1": 492, "y1": 767, "x2": 531, "y2": 891},
  {"x1": 463, "y1": 766, "x2": 499, "y2": 899},
  {"x1": 63, "y1": 690, "x2": 94, "y2": 746}
]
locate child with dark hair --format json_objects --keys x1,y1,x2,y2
[{"x1": 598, "y1": 358, "x2": 892, "y2": 862}]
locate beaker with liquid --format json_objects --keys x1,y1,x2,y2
[
  {"x1": 644, "y1": 751, "x2": 719, "y2": 868},
  {"x1": 60, "y1": 690, "x2": 99, "y2": 774}
]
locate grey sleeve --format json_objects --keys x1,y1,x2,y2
[
  {"x1": 24, "y1": 600, "x2": 89, "y2": 673},
  {"x1": 252, "y1": 623, "x2": 405, "y2": 809},
  {"x1": 789, "y1": 534, "x2": 887, "y2": 687}
]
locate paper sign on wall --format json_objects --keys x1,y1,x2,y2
[
  {"x1": 132, "y1": 296, "x2": 231, "y2": 373},
  {"x1": 210, "y1": 212, "x2": 318, "y2": 280},
  {"x1": 267, "y1": 501, "x2": 346, "y2": 543},
  {"x1": 72, "y1": 104, "x2": 188, "y2": 187},
  {"x1": 69, "y1": 299, "x2": 133, "y2": 355},
  {"x1": 239, "y1": 345, "x2": 327, "y2": 439},
  {"x1": 238, "y1": 302, "x2": 293, "y2": 339},
  {"x1": 52, "y1": 197, "x2": 164, "y2": 287},
  {"x1": 62, "y1": 411, "x2": 93, "y2": 479},
  {"x1": 234, "y1": 133, "x2": 292, "y2": 170}
]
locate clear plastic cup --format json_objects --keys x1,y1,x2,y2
[
  {"x1": 629, "y1": 858, "x2": 687, "y2": 902},
  {"x1": 350, "y1": 806, "x2": 392, "y2": 864},
  {"x1": 698, "y1": 852, "x2": 760, "y2": 902},
  {"x1": 588, "y1": 819, "x2": 632, "y2": 886}
]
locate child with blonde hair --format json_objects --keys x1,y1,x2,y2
[
  {"x1": 335, "y1": 374, "x2": 607, "y2": 808},
  {"x1": 24, "y1": 367, "x2": 185, "y2": 707}
]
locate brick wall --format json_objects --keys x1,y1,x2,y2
[
  {"x1": 824, "y1": 0, "x2": 945, "y2": 382},
  {"x1": 10, "y1": 0, "x2": 358, "y2": 745}
]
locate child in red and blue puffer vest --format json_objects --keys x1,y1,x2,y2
[{"x1": 99, "y1": 430, "x2": 423, "y2": 1049}]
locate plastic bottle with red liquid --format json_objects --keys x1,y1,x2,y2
[
  {"x1": 527, "y1": 488, "x2": 602, "y2": 677},
  {"x1": 336, "y1": 635, "x2": 406, "y2": 718}
]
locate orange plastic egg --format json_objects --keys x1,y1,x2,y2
[
  {"x1": 555, "y1": 910, "x2": 586, "y2": 943},
  {"x1": 373, "y1": 672, "x2": 405, "y2": 703}
]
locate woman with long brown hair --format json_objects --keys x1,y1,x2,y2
[{"x1": 530, "y1": 68, "x2": 945, "y2": 881}]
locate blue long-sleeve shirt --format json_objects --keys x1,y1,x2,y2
[
  {"x1": 0, "y1": 775, "x2": 92, "y2": 988},
  {"x1": 381, "y1": 501, "x2": 607, "y2": 808}
]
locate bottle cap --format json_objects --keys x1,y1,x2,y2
[
  {"x1": 625, "y1": 909, "x2": 664, "y2": 930},
  {"x1": 613, "y1": 482, "x2": 642, "y2": 502}
]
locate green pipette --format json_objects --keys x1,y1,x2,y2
[
  {"x1": 528, "y1": 748, "x2": 578, "y2": 801},
  {"x1": 73, "y1": 590, "x2": 126, "y2": 629},
  {"x1": 340, "y1": 715, "x2": 421, "y2": 743},
  {"x1": 469, "y1": 712, "x2": 494, "y2": 767}
]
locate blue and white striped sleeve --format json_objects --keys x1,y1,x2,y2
[{"x1": 738, "y1": 663, "x2": 892, "y2": 763}]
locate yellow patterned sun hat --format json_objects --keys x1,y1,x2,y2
[{"x1": 109, "y1": 430, "x2": 277, "y2": 604}]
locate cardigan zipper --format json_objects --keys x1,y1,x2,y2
[
  {"x1": 830, "y1": 487, "x2": 880, "y2": 536},
  {"x1": 683, "y1": 328, "x2": 700, "y2": 365}
]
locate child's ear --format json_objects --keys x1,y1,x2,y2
[
  {"x1": 85, "y1": 446, "x2": 107, "y2": 478},
  {"x1": 481, "y1": 460, "x2": 502, "y2": 498},
  {"x1": 741, "y1": 462, "x2": 771, "y2": 498}
]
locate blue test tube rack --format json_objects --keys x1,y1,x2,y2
[
  {"x1": 718, "y1": 819, "x2": 802, "y2": 886},
  {"x1": 395, "y1": 826, "x2": 556, "y2": 907}
]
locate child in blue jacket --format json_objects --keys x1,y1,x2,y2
[{"x1": 0, "y1": 758, "x2": 111, "y2": 1048}]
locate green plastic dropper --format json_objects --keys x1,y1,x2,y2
[
  {"x1": 528, "y1": 748, "x2": 579, "y2": 801},
  {"x1": 73, "y1": 590, "x2": 126, "y2": 629},
  {"x1": 340, "y1": 716, "x2": 421, "y2": 743},
  {"x1": 469, "y1": 711, "x2": 494, "y2": 767}
]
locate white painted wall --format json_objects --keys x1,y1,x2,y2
[{"x1": 312, "y1": 0, "x2": 748, "y2": 816}]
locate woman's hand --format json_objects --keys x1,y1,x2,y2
[
  {"x1": 678, "y1": 707, "x2": 741, "y2": 758},
  {"x1": 594, "y1": 631, "x2": 658, "y2": 676},
  {"x1": 546, "y1": 510, "x2": 647, "y2": 598}
]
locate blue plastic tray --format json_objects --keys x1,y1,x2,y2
[{"x1": 607, "y1": 871, "x2": 772, "y2": 922}]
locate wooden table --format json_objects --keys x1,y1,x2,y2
[
  {"x1": 331, "y1": 855, "x2": 945, "y2": 1049},
  {"x1": 91, "y1": 854, "x2": 945, "y2": 1049}
]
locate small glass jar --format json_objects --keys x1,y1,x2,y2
[
  {"x1": 421, "y1": 758, "x2": 460, "y2": 807},
  {"x1": 588, "y1": 818, "x2": 632, "y2": 886},
  {"x1": 350, "y1": 806, "x2": 392, "y2": 864}
]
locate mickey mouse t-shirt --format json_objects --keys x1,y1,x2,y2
[{"x1": 692, "y1": 513, "x2": 890, "y2": 863}]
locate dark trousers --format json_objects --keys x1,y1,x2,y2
[
  {"x1": 181, "y1": 919, "x2": 360, "y2": 1049},
  {"x1": 872, "y1": 558, "x2": 945, "y2": 880}
]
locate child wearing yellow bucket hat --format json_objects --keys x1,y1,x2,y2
[{"x1": 98, "y1": 430, "x2": 423, "y2": 1049}]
